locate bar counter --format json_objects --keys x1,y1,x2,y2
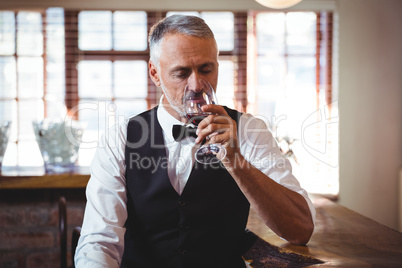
[
  {"x1": 245, "y1": 195, "x2": 402, "y2": 267},
  {"x1": 0, "y1": 166, "x2": 90, "y2": 189},
  {"x1": 1, "y1": 167, "x2": 401, "y2": 267}
]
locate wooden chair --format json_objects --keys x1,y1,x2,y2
[
  {"x1": 59, "y1": 196, "x2": 67, "y2": 268},
  {"x1": 59, "y1": 196, "x2": 82, "y2": 268},
  {"x1": 71, "y1": 226, "x2": 81, "y2": 267}
]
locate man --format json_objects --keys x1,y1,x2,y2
[{"x1": 75, "y1": 15, "x2": 315, "y2": 268}]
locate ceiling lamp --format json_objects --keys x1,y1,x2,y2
[{"x1": 255, "y1": 0, "x2": 302, "y2": 9}]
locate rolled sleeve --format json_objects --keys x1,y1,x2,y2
[
  {"x1": 75, "y1": 123, "x2": 128, "y2": 268},
  {"x1": 238, "y1": 113, "x2": 316, "y2": 224}
]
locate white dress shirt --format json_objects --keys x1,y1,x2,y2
[{"x1": 75, "y1": 97, "x2": 316, "y2": 268}]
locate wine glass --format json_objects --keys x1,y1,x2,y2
[{"x1": 183, "y1": 79, "x2": 226, "y2": 164}]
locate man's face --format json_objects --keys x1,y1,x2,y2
[{"x1": 149, "y1": 33, "x2": 219, "y2": 119}]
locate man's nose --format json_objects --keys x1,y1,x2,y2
[{"x1": 187, "y1": 73, "x2": 203, "y2": 93}]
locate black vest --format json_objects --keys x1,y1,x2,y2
[{"x1": 122, "y1": 106, "x2": 250, "y2": 268}]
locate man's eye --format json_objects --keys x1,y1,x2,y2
[
  {"x1": 200, "y1": 69, "x2": 212, "y2": 74},
  {"x1": 174, "y1": 72, "x2": 189, "y2": 78}
]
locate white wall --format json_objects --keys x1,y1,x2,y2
[
  {"x1": 1, "y1": 0, "x2": 402, "y2": 229},
  {"x1": 338, "y1": 0, "x2": 402, "y2": 230}
]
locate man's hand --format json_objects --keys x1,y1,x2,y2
[
  {"x1": 195, "y1": 104, "x2": 314, "y2": 245},
  {"x1": 195, "y1": 104, "x2": 240, "y2": 162}
]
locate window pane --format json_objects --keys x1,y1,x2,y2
[
  {"x1": 46, "y1": 8, "x2": 65, "y2": 99},
  {"x1": 201, "y1": 12, "x2": 234, "y2": 51},
  {"x1": 216, "y1": 60, "x2": 234, "y2": 108},
  {"x1": 284, "y1": 56, "x2": 316, "y2": 137},
  {"x1": 79, "y1": 11, "x2": 112, "y2": 50},
  {"x1": 286, "y1": 12, "x2": 316, "y2": 55},
  {"x1": 257, "y1": 13, "x2": 285, "y2": 55},
  {"x1": 46, "y1": 8, "x2": 65, "y2": 59},
  {"x1": 2, "y1": 142, "x2": 17, "y2": 167},
  {"x1": 256, "y1": 99, "x2": 277, "y2": 127},
  {"x1": 18, "y1": 99, "x2": 44, "y2": 140},
  {"x1": 46, "y1": 61, "x2": 65, "y2": 98},
  {"x1": 77, "y1": 100, "x2": 113, "y2": 166},
  {"x1": 46, "y1": 100, "x2": 67, "y2": 119},
  {"x1": 0, "y1": 57, "x2": 17, "y2": 98},
  {"x1": 18, "y1": 141, "x2": 43, "y2": 166},
  {"x1": 0, "y1": 11, "x2": 15, "y2": 55},
  {"x1": 0, "y1": 100, "x2": 16, "y2": 124},
  {"x1": 78, "y1": 101, "x2": 112, "y2": 134},
  {"x1": 114, "y1": 100, "x2": 147, "y2": 120},
  {"x1": 286, "y1": 56, "x2": 316, "y2": 92},
  {"x1": 257, "y1": 56, "x2": 285, "y2": 97},
  {"x1": 256, "y1": 54, "x2": 285, "y2": 133},
  {"x1": 17, "y1": 12, "x2": 43, "y2": 56},
  {"x1": 1, "y1": 100, "x2": 17, "y2": 166},
  {"x1": 114, "y1": 11, "x2": 147, "y2": 51},
  {"x1": 78, "y1": 61, "x2": 112, "y2": 99},
  {"x1": 18, "y1": 57, "x2": 44, "y2": 98},
  {"x1": 114, "y1": 61, "x2": 147, "y2": 98}
]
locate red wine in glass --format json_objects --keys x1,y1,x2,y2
[
  {"x1": 183, "y1": 79, "x2": 226, "y2": 164},
  {"x1": 186, "y1": 113, "x2": 209, "y2": 126}
]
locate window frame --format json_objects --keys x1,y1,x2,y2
[
  {"x1": 248, "y1": 10, "x2": 337, "y2": 196},
  {"x1": 64, "y1": 10, "x2": 248, "y2": 116},
  {"x1": 0, "y1": 9, "x2": 55, "y2": 166}
]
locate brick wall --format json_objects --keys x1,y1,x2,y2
[{"x1": 0, "y1": 189, "x2": 86, "y2": 268}]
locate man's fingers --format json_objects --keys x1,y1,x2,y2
[
  {"x1": 207, "y1": 132, "x2": 229, "y2": 145},
  {"x1": 201, "y1": 104, "x2": 227, "y2": 116},
  {"x1": 194, "y1": 105, "x2": 236, "y2": 145},
  {"x1": 197, "y1": 115, "x2": 232, "y2": 130},
  {"x1": 195, "y1": 125, "x2": 228, "y2": 144}
]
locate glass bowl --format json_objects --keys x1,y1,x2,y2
[
  {"x1": 33, "y1": 119, "x2": 84, "y2": 173},
  {"x1": 0, "y1": 121, "x2": 11, "y2": 170}
]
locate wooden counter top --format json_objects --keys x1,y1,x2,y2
[
  {"x1": 0, "y1": 166, "x2": 90, "y2": 189},
  {"x1": 245, "y1": 195, "x2": 402, "y2": 267}
]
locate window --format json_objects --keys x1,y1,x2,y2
[
  {"x1": 67, "y1": 11, "x2": 149, "y2": 165},
  {"x1": 72, "y1": 11, "x2": 241, "y2": 165},
  {"x1": 78, "y1": 11, "x2": 147, "y2": 51},
  {"x1": 249, "y1": 11, "x2": 338, "y2": 195},
  {"x1": 0, "y1": 8, "x2": 337, "y2": 196},
  {"x1": 0, "y1": 8, "x2": 65, "y2": 166},
  {"x1": 0, "y1": 9, "x2": 244, "y2": 167}
]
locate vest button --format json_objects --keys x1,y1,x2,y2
[
  {"x1": 178, "y1": 248, "x2": 186, "y2": 255},
  {"x1": 178, "y1": 199, "x2": 186, "y2": 207}
]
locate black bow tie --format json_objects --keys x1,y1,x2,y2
[{"x1": 172, "y1": 125, "x2": 197, "y2": 141}]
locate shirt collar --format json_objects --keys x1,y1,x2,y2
[{"x1": 157, "y1": 96, "x2": 186, "y2": 143}]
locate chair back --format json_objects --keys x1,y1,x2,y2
[
  {"x1": 59, "y1": 196, "x2": 67, "y2": 268},
  {"x1": 71, "y1": 226, "x2": 81, "y2": 267}
]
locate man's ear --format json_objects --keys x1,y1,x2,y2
[{"x1": 149, "y1": 61, "x2": 161, "y2": 87}]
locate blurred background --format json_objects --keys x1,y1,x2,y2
[{"x1": 0, "y1": 8, "x2": 338, "y2": 191}]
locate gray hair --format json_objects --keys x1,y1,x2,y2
[{"x1": 148, "y1": 15, "x2": 217, "y2": 68}]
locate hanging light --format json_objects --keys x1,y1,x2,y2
[{"x1": 255, "y1": 0, "x2": 302, "y2": 9}]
